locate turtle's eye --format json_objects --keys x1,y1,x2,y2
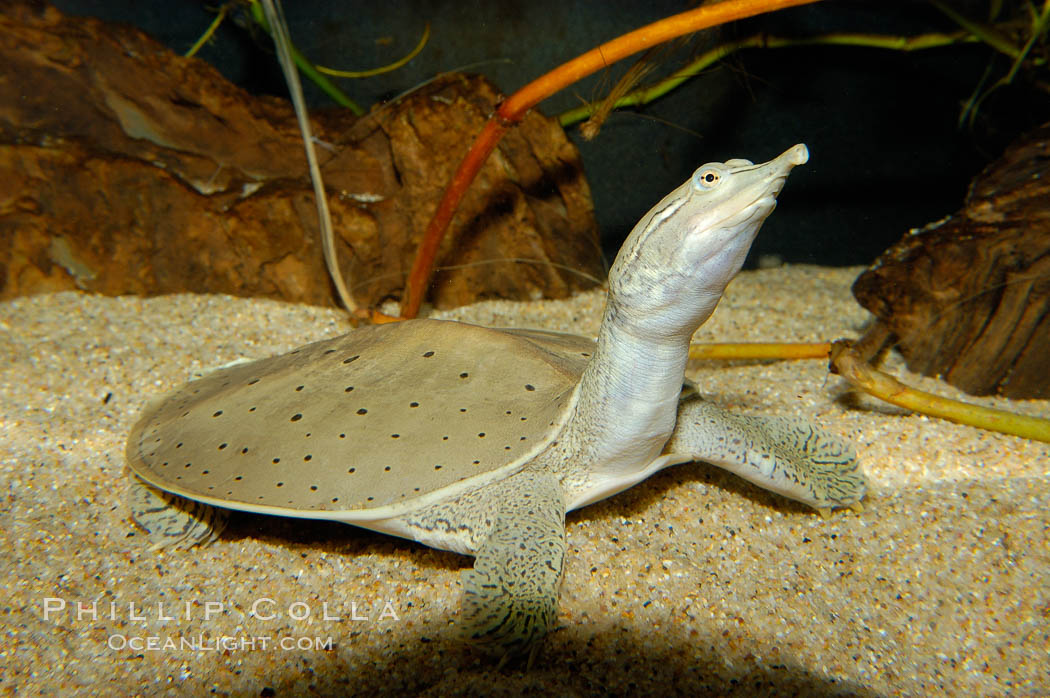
[{"x1": 692, "y1": 168, "x2": 722, "y2": 190}]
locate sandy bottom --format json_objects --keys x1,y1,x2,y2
[{"x1": 3, "y1": 265, "x2": 1048, "y2": 696}]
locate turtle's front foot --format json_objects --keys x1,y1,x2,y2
[
  {"x1": 461, "y1": 564, "x2": 559, "y2": 669},
  {"x1": 667, "y1": 397, "x2": 867, "y2": 514},
  {"x1": 458, "y1": 471, "x2": 566, "y2": 668}
]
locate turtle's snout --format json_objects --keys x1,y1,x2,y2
[
  {"x1": 766, "y1": 144, "x2": 808, "y2": 199},
  {"x1": 786, "y1": 143, "x2": 809, "y2": 166}
]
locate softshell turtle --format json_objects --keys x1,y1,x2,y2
[{"x1": 126, "y1": 143, "x2": 866, "y2": 662}]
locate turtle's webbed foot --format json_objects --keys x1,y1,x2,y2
[
  {"x1": 777, "y1": 419, "x2": 867, "y2": 510},
  {"x1": 458, "y1": 471, "x2": 566, "y2": 667},
  {"x1": 668, "y1": 398, "x2": 867, "y2": 513},
  {"x1": 127, "y1": 477, "x2": 229, "y2": 550}
]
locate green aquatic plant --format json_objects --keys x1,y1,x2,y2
[
  {"x1": 185, "y1": 0, "x2": 432, "y2": 115},
  {"x1": 932, "y1": 0, "x2": 1050, "y2": 127}
]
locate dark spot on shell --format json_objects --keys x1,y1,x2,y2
[
  {"x1": 310, "y1": 485, "x2": 318, "y2": 491},
  {"x1": 202, "y1": 470, "x2": 210, "y2": 475},
  {"x1": 323, "y1": 349, "x2": 336, "y2": 355},
  {"x1": 290, "y1": 413, "x2": 302, "y2": 422},
  {"x1": 213, "y1": 410, "x2": 223, "y2": 417},
  {"x1": 272, "y1": 457, "x2": 281, "y2": 464},
  {"x1": 234, "y1": 476, "x2": 243, "y2": 481},
  {"x1": 410, "y1": 402, "x2": 419, "y2": 408},
  {"x1": 459, "y1": 408, "x2": 467, "y2": 413},
  {"x1": 472, "y1": 460, "x2": 480, "y2": 465},
  {"x1": 366, "y1": 496, "x2": 374, "y2": 501},
  {"x1": 218, "y1": 443, "x2": 227, "y2": 450},
  {"x1": 343, "y1": 355, "x2": 360, "y2": 364},
  {"x1": 249, "y1": 407, "x2": 257, "y2": 412},
  {"x1": 248, "y1": 378, "x2": 260, "y2": 385},
  {"x1": 525, "y1": 384, "x2": 536, "y2": 391},
  {"x1": 422, "y1": 351, "x2": 435, "y2": 357},
  {"x1": 459, "y1": 372, "x2": 469, "y2": 378},
  {"x1": 304, "y1": 454, "x2": 312, "y2": 461},
  {"x1": 339, "y1": 433, "x2": 346, "y2": 439},
  {"x1": 241, "y1": 447, "x2": 249, "y2": 454},
  {"x1": 434, "y1": 464, "x2": 443, "y2": 470},
  {"x1": 384, "y1": 466, "x2": 392, "y2": 471},
  {"x1": 580, "y1": 352, "x2": 591, "y2": 357},
  {"x1": 345, "y1": 386, "x2": 355, "y2": 392},
  {"x1": 295, "y1": 385, "x2": 304, "y2": 392},
  {"x1": 391, "y1": 434, "x2": 400, "y2": 439},
  {"x1": 331, "y1": 497, "x2": 339, "y2": 503},
  {"x1": 276, "y1": 482, "x2": 284, "y2": 487},
  {"x1": 357, "y1": 408, "x2": 368, "y2": 415},
  {"x1": 478, "y1": 432, "x2": 486, "y2": 438},
  {"x1": 348, "y1": 467, "x2": 356, "y2": 473}
]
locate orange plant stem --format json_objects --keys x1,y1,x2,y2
[
  {"x1": 400, "y1": 0, "x2": 822, "y2": 318},
  {"x1": 401, "y1": 119, "x2": 508, "y2": 317}
]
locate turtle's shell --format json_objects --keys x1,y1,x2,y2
[{"x1": 126, "y1": 320, "x2": 593, "y2": 520}]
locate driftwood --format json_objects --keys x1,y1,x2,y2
[
  {"x1": 852, "y1": 122, "x2": 1050, "y2": 399},
  {"x1": 0, "y1": 2, "x2": 601, "y2": 309}
]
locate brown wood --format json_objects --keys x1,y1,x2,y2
[
  {"x1": 0, "y1": 2, "x2": 601, "y2": 309},
  {"x1": 852, "y1": 122, "x2": 1050, "y2": 398}
]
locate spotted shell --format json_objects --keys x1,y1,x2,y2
[{"x1": 126, "y1": 320, "x2": 594, "y2": 520}]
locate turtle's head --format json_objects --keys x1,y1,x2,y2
[{"x1": 606, "y1": 144, "x2": 808, "y2": 340}]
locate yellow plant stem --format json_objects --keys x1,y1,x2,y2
[
  {"x1": 830, "y1": 341, "x2": 1050, "y2": 444},
  {"x1": 185, "y1": 3, "x2": 229, "y2": 57},
  {"x1": 317, "y1": 23, "x2": 431, "y2": 78},
  {"x1": 689, "y1": 342, "x2": 830, "y2": 361}
]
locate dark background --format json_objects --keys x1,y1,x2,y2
[{"x1": 52, "y1": 0, "x2": 1050, "y2": 268}]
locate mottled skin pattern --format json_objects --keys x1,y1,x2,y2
[
  {"x1": 666, "y1": 396, "x2": 866, "y2": 513},
  {"x1": 129, "y1": 480, "x2": 229, "y2": 550},
  {"x1": 457, "y1": 471, "x2": 566, "y2": 661},
  {"x1": 129, "y1": 144, "x2": 867, "y2": 666}
]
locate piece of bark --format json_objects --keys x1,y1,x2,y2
[
  {"x1": 0, "y1": 2, "x2": 601, "y2": 309},
  {"x1": 852, "y1": 122, "x2": 1050, "y2": 398}
]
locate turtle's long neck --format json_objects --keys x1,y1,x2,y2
[{"x1": 557, "y1": 300, "x2": 694, "y2": 483}]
